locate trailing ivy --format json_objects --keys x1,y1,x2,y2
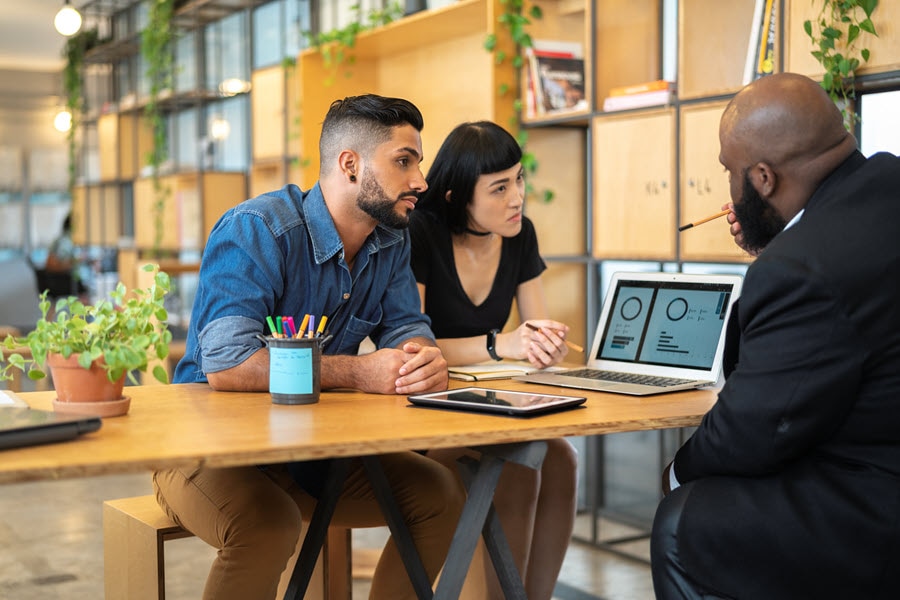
[
  {"x1": 483, "y1": 0, "x2": 553, "y2": 202},
  {"x1": 804, "y1": 0, "x2": 879, "y2": 130},
  {"x1": 304, "y1": 2, "x2": 404, "y2": 85},
  {"x1": 141, "y1": 0, "x2": 175, "y2": 253},
  {"x1": 62, "y1": 28, "x2": 100, "y2": 193}
]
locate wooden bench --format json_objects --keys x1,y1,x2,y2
[{"x1": 103, "y1": 494, "x2": 351, "y2": 600}]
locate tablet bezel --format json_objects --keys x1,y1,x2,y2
[{"x1": 407, "y1": 387, "x2": 586, "y2": 416}]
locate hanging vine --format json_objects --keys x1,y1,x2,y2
[
  {"x1": 804, "y1": 0, "x2": 879, "y2": 130},
  {"x1": 141, "y1": 0, "x2": 175, "y2": 253},
  {"x1": 483, "y1": 0, "x2": 553, "y2": 202},
  {"x1": 62, "y1": 28, "x2": 100, "y2": 193},
  {"x1": 304, "y1": 2, "x2": 404, "y2": 85}
]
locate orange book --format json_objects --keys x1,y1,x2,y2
[{"x1": 608, "y1": 80, "x2": 674, "y2": 97}]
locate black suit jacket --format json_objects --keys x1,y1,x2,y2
[{"x1": 671, "y1": 151, "x2": 900, "y2": 598}]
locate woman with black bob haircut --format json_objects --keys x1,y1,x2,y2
[{"x1": 410, "y1": 121, "x2": 578, "y2": 600}]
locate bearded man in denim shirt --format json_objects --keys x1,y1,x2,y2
[{"x1": 153, "y1": 94, "x2": 463, "y2": 600}]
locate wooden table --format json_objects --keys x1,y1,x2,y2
[
  {"x1": 2, "y1": 381, "x2": 716, "y2": 598},
  {"x1": 0, "y1": 381, "x2": 715, "y2": 484}
]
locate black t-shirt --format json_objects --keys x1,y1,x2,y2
[{"x1": 409, "y1": 210, "x2": 546, "y2": 339}]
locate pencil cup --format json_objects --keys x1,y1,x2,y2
[{"x1": 267, "y1": 337, "x2": 321, "y2": 405}]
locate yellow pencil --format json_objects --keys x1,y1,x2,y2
[
  {"x1": 525, "y1": 322, "x2": 584, "y2": 353},
  {"x1": 678, "y1": 208, "x2": 731, "y2": 232}
]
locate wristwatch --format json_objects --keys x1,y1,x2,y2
[{"x1": 486, "y1": 328, "x2": 502, "y2": 361}]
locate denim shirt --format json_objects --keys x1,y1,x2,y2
[{"x1": 173, "y1": 183, "x2": 434, "y2": 384}]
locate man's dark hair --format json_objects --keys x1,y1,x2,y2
[
  {"x1": 319, "y1": 94, "x2": 424, "y2": 176},
  {"x1": 417, "y1": 121, "x2": 522, "y2": 234}
]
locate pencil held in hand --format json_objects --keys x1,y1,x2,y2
[
  {"x1": 525, "y1": 322, "x2": 584, "y2": 353},
  {"x1": 678, "y1": 208, "x2": 731, "y2": 231}
]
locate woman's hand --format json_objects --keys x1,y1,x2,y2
[{"x1": 500, "y1": 320, "x2": 570, "y2": 369}]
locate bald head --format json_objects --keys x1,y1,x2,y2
[{"x1": 721, "y1": 73, "x2": 854, "y2": 170}]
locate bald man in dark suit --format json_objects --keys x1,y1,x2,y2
[{"x1": 652, "y1": 73, "x2": 900, "y2": 599}]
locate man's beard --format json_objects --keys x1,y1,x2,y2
[
  {"x1": 356, "y1": 171, "x2": 412, "y2": 229},
  {"x1": 732, "y1": 169, "x2": 787, "y2": 254}
]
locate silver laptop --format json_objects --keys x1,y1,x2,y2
[{"x1": 515, "y1": 271, "x2": 743, "y2": 396}]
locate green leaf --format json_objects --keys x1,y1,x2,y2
[
  {"x1": 822, "y1": 26, "x2": 842, "y2": 40},
  {"x1": 803, "y1": 20, "x2": 813, "y2": 37},
  {"x1": 859, "y1": 0, "x2": 879, "y2": 18},
  {"x1": 847, "y1": 24, "x2": 859, "y2": 44},
  {"x1": 859, "y1": 18, "x2": 877, "y2": 35},
  {"x1": 153, "y1": 364, "x2": 169, "y2": 384},
  {"x1": 839, "y1": 58, "x2": 851, "y2": 76},
  {"x1": 483, "y1": 34, "x2": 497, "y2": 52},
  {"x1": 861, "y1": 48, "x2": 870, "y2": 62}
]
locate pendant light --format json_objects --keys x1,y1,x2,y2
[{"x1": 54, "y1": 0, "x2": 83, "y2": 37}]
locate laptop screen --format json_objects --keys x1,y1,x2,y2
[{"x1": 596, "y1": 279, "x2": 735, "y2": 370}]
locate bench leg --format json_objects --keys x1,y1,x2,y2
[{"x1": 103, "y1": 501, "x2": 167, "y2": 600}]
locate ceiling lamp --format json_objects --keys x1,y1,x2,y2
[
  {"x1": 54, "y1": 0, "x2": 83, "y2": 37},
  {"x1": 53, "y1": 109, "x2": 73, "y2": 133}
]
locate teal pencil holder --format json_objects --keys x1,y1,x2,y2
[{"x1": 266, "y1": 336, "x2": 321, "y2": 405}]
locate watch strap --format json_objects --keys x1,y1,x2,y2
[{"x1": 486, "y1": 328, "x2": 502, "y2": 361}]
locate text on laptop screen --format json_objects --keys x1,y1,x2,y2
[{"x1": 597, "y1": 280, "x2": 733, "y2": 370}]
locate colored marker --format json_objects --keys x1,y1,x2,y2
[
  {"x1": 307, "y1": 315, "x2": 315, "y2": 339},
  {"x1": 316, "y1": 315, "x2": 328, "y2": 338},
  {"x1": 285, "y1": 316, "x2": 297, "y2": 338},
  {"x1": 266, "y1": 316, "x2": 277, "y2": 336},
  {"x1": 297, "y1": 314, "x2": 310, "y2": 338}
]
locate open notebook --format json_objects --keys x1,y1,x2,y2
[
  {"x1": 449, "y1": 361, "x2": 565, "y2": 382},
  {"x1": 516, "y1": 271, "x2": 742, "y2": 396}
]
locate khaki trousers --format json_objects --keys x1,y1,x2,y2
[{"x1": 153, "y1": 452, "x2": 464, "y2": 600}]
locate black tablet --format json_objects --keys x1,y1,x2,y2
[
  {"x1": 0, "y1": 407, "x2": 102, "y2": 450},
  {"x1": 408, "y1": 387, "x2": 586, "y2": 416}
]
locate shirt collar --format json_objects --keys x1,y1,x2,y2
[{"x1": 784, "y1": 208, "x2": 804, "y2": 231}]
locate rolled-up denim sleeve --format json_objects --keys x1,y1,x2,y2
[{"x1": 198, "y1": 315, "x2": 265, "y2": 374}]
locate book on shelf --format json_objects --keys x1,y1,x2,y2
[
  {"x1": 602, "y1": 88, "x2": 675, "y2": 112},
  {"x1": 743, "y1": 0, "x2": 777, "y2": 84},
  {"x1": 525, "y1": 40, "x2": 587, "y2": 117},
  {"x1": 608, "y1": 79, "x2": 675, "y2": 97},
  {"x1": 448, "y1": 361, "x2": 567, "y2": 382}
]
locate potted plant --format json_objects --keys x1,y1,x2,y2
[{"x1": 1, "y1": 265, "x2": 172, "y2": 417}]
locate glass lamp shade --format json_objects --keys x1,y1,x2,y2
[
  {"x1": 54, "y1": 109, "x2": 73, "y2": 133},
  {"x1": 54, "y1": 5, "x2": 83, "y2": 37}
]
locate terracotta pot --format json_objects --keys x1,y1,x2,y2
[{"x1": 47, "y1": 353, "x2": 130, "y2": 417}]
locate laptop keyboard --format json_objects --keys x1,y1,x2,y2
[{"x1": 559, "y1": 368, "x2": 695, "y2": 387}]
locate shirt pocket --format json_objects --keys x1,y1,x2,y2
[{"x1": 333, "y1": 308, "x2": 382, "y2": 354}]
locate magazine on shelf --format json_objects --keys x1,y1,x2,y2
[
  {"x1": 531, "y1": 55, "x2": 587, "y2": 115},
  {"x1": 525, "y1": 40, "x2": 586, "y2": 117}
]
